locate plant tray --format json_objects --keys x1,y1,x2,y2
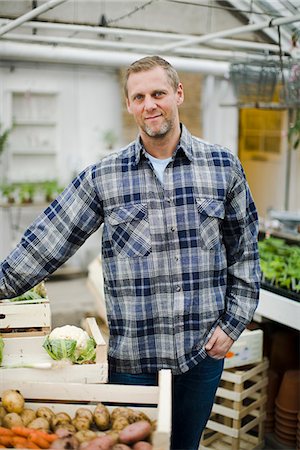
[
  {"x1": 0, "y1": 370, "x2": 171, "y2": 450},
  {"x1": 0, "y1": 298, "x2": 51, "y2": 337},
  {"x1": 1, "y1": 317, "x2": 108, "y2": 383}
]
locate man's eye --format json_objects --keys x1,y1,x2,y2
[
  {"x1": 134, "y1": 94, "x2": 143, "y2": 101},
  {"x1": 154, "y1": 92, "x2": 164, "y2": 97}
]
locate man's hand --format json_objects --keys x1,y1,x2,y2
[{"x1": 205, "y1": 326, "x2": 234, "y2": 359}]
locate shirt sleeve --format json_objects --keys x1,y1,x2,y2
[
  {"x1": 0, "y1": 165, "x2": 103, "y2": 299},
  {"x1": 219, "y1": 156, "x2": 261, "y2": 340}
]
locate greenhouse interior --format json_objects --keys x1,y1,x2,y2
[{"x1": 0, "y1": 1, "x2": 299, "y2": 450}]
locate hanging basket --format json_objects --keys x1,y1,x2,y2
[
  {"x1": 281, "y1": 61, "x2": 300, "y2": 107},
  {"x1": 230, "y1": 60, "x2": 280, "y2": 103}
]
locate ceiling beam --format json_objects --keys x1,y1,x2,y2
[
  {"x1": 225, "y1": 0, "x2": 291, "y2": 45},
  {"x1": 0, "y1": 0, "x2": 69, "y2": 37},
  {"x1": 0, "y1": 19, "x2": 290, "y2": 55},
  {"x1": 159, "y1": 12, "x2": 300, "y2": 52}
]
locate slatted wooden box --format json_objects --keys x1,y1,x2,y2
[
  {"x1": 1, "y1": 317, "x2": 108, "y2": 383},
  {"x1": 0, "y1": 369, "x2": 171, "y2": 450},
  {"x1": 200, "y1": 358, "x2": 269, "y2": 450},
  {"x1": 0, "y1": 298, "x2": 51, "y2": 337}
]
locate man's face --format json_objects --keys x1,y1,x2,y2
[{"x1": 126, "y1": 66, "x2": 184, "y2": 140}]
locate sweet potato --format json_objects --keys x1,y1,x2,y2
[
  {"x1": 81, "y1": 434, "x2": 118, "y2": 450},
  {"x1": 111, "y1": 445, "x2": 131, "y2": 450},
  {"x1": 132, "y1": 442, "x2": 153, "y2": 450},
  {"x1": 119, "y1": 421, "x2": 152, "y2": 445}
]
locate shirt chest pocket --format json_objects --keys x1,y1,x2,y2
[
  {"x1": 105, "y1": 203, "x2": 151, "y2": 258},
  {"x1": 196, "y1": 198, "x2": 225, "y2": 250}
]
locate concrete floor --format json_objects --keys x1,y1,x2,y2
[{"x1": 46, "y1": 274, "x2": 98, "y2": 328}]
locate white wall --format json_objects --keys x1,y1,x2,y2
[
  {"x1": 202, "y1": 75, "x2": 238, "y2": 155},
  {"x1": 0, "y1": 61, "x2": 122, "y2": 184},
  {"x1": 0, "y1": 61, "x2": 122, "y2": 267}
]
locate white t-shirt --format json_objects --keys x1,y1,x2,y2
[{"x1": 146, "y1": 152, "x2": 172, "y2": 184}]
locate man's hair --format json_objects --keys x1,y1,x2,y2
[{"x1": 124, "y1": 55, "x2": 180, "y2": 98}]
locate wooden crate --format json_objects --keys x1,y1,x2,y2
[
  {"x1": 224, "y1": 329, "x2": 263, "y2": 369},
  {"x1": 200, "y1": 358, "x2": 269, "y2": 450},
  {"x1": 1, "y1": 317, "x2": 108, "y2": 383},
  {"x1": 0, "y1": 369, "x2": 171, "y2": 450},
  {"x1": 0, "y1": 298, "x2": 51, "y2": 337}
]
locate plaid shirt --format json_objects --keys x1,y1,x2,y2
[{"x1": 0, "y1": 125, "x2": 260, "y2": 374}]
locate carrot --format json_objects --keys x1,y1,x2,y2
[
  {"x1": 0, "y1": 426, "x2": 14, "y2": 436},
  {"x1": 25, "y1": 440, "x2": 42, "y2": 449},
  {"x1": 28, "y1": 433, "x2": 50, "y2": 449},
  {"x1": 32, "y1": 430, "x2": 58, "y2": 443},
  {"x1": 11, "y1": 435, "x2": 30, "y2": 447},
  {"x1": 0, "y1": 435, "x2": 13, "y2": 446},
  {"x1": 11, "y1": 426, "x2": 34, "y2": 437}
]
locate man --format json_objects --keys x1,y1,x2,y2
[{"x1": 0, "y1": 56, "x2": 260, "y2": 450}]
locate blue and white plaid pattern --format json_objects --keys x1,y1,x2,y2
[{"x1": 0, "y1": 125, "x2": 260, "y2": 374}]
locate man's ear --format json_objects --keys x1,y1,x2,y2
[
  {"x1": 126, "y1": 98, "x2": 132, "y2": 114},
  {"x1": 176, "y1": 83, "x2": 184, "y2": 106}
]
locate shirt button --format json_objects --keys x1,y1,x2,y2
[
  {"x1": 167, "y1": 198, "x2": 172, "y2": 203},
  {"x1": 175, "y1": 256, "x2": 179, "y2": 261},
  {"x1": 176, "y1": 285, "x2": 181, "y2": 292},
  {"x1": 171, "y1": 226, "x2": 176, "y2": 232}
]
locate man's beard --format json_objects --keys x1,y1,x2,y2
[{"x1": 143, "y1": 119, "x2": 172, "y2": 138}]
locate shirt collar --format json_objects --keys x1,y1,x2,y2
[{"x1": 133, "y1": 123, "x2": 194, "y2": 166}]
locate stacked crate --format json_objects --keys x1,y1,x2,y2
[
  {"x1": 0, "y1": 295, "x2": 108, "y2": 383},
  {"x1": 200, "y1": 358, "x2": 269, "y2": 450},
  {"x1": 0, "y1": 297, "x2": 51, "y2": 337}
]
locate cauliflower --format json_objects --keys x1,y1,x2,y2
[
  {"x1": 49, "y1": 325, "x2": 89, "y2": 351},
  {"x1": 43, "y1": 325, "x2": 96, "y2": 364}
]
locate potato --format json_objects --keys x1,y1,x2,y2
[
  {"x1": 112, "y1": 445, "x2": 131, "y2": 450},
  {"x1": 28, "y1": 417, "x2": 50, "y2": 431},
  {"x1": 93, "y1": 403, "x2": 110, "y2": 431},
  {"x1": 135, "y1": 412, "x2": 151, "y2": 424},
  {"x1": 50, "y1": 435, "x2": 80, "y2": 449},
  {"x1": 132, "y1": 442, "x2": 153, "y2": 450},
  {"x1": 81, "y1": 435, "x2": 118, "y2": 450},
  {"x1": 20, "y1": 408, "x2": 36, "y2": 426},
  {"x1": 36, "y1": 406, "x2": 55, "y2": 422},
  {"x1": 54, "y1": 422, "x2": 77, "y2": 433},
  {"x1": 55, "y1": 428, "x2": 74, "y2": 438},
  {"x1": 119, "y1": 421, "x2": 152, "y2": 445},
  {"x1": 72, "y1": 416, "x2": 91, "y2": 431},
  {"x1": 75, "y1": 408, "x2": 93, "y2": 423},
  {"x1": 111, "y1": 416, "x2": 130, "y2": 431},
  {"x1": 51, "y1": 412, "x2": 72, "y2": 429},
  {"x1": 0, "y1": 405, "x2": 6, "y2": 420},
  {"x1": 75, "y1": 430, "x2": 97, "y2": 444},
  {"x1": 1, "y1": 389, "x2": 25, "y2": 414},
  {"x1": 111, "y1": 407, "x2": 132, "y2": 422},
  {"x1": 2, "y1": 412, "x2": 23, "y2": 428}
]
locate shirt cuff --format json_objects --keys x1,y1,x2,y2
[{"x1": 219, "y1": 312, "x2": 248, "y2": 341}]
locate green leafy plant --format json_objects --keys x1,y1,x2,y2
[
  {"x1": 0, "y1": 183, "x2": 16, "y2": 203},
  {"x1": 259, "y1": 237, "x2": 300, "y2": 294},
  {"x1": 42, "y1": 180, "x2": 64, "y2": 202},
  {"x1": 0, "y1": 123, "x2": 11, "y2": 156},
  {"x1": 18, "y1": 182, "x2": 36, "y2": 204}
]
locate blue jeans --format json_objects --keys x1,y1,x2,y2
[{"x1": 109, "y1": 356, "x2": 224, "y2": 450}]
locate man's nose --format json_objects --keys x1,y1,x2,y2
[{"x1": 144, "y1": 95, "x2": 156, "y2": 110}]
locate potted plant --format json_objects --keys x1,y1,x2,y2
[{"x1": 18, "y1": 182, "x2": 36, "y2": 204}]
